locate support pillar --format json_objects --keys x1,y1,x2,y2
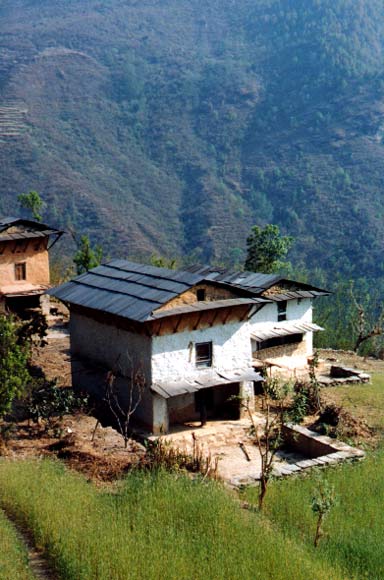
[
  {"x1": 152, "y1": 394, "x2": 169, "y2": 434},
  {"x1": 239, "y1": 380, "x2": 255, "y2": 418}
]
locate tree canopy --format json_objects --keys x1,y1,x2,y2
[
  {"x1": 17, "y1": 191, "x2": 45, "y2": 222},
  {"x1": 73, "y1": 235, "x2": 103, "y2": 274},
  {"x1": 244, "y1": 224, "x2": 293, "y2": 274}
]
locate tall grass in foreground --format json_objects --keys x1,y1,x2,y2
[
  {"x1": 0, "y1": 508, "x2": 36, "y2": 580},
  {"x1": 0, "y1": 459, "x2": 346, "y2": 580},
  {"x1": 246, "y1": 450, "x2": 384, "y2": 580}
]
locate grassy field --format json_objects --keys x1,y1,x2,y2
[
  {"x1": 0, "y1": 372, "x2": 383, "y2": 580},
  {"x1": 0, "y1": 509, "x2": 36, "y2": 580},
  {"x1": 0, "y1": 459, "x2": 347, "y2": 580},
  {"x1": 245, "y1": 449, "x2": 384, "y2": 579}
]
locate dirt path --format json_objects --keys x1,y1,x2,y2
[{"x1": 1, "y1": 508, "x2": 59, "y2": 580}]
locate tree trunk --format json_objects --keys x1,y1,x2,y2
[{"x1": 314, "y1": 513, "x2": 324, "y2": 548}]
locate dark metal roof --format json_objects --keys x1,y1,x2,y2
[
  {"x1": 49, "y1": 260, "x2": 328, "y2": 323},
  {"x1": 185, "y1": 265, "x2": 329, "y2": 297},
  {"x1": 49, "y1": 260, "x2": 205, "y2": 323}
]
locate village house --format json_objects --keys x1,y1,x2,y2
[
  {"x1": 0, "y1": 217, "x2": 63, "y2": 316},
  {"x1": 49, "y1": 260, "x2": 328, "y2": 434}
]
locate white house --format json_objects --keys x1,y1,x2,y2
[{"x1": 49, "y1": 260, "x2": 327, "y2": 433}]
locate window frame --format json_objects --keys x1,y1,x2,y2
[
  {"x1": 14, "y1": 262, "x2": 27, "y2": 281},
  {"x1": 277, "y1": 300, "x2": 287, "y2": 322},
  {"x1": 195, "y1": 341, "x2": 213, "y2": 368},
  {"x1": 196, "y1": 288, "x2": 206, "y2": 302}
]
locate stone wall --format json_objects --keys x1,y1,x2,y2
[
  {"x1": 158, "y1": 283, "x2": 240, "y2": 311},
  {"x1": 255, "y1": 338, "x2": 308, "y2": 361}
]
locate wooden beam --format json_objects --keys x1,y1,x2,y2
[
  {"x1": 208, "y1": 309, "x2": 221, "y2": 327},
  {"x1": 193, "y1": 310, "x2": 205, "y2": 331},
  {"x1": 221, "y1": 308, "x2": 232, "y2": 325},
  {"x1": 172, "y1": 315, "x2": 183, "y2": 334}
]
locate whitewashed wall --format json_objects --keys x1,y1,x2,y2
[{"x1": 151, "y1": 320, "x2": 252, "y2": 383}]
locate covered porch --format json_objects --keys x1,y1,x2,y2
[{"x1": 150, "y1": 368, "x2": 263, "y2": 434}]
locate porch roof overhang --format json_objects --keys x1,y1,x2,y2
[
  {"x1": 251, "y1": 322, "x2": 324, "y2": 342},
  {"x1": 151, "y1": 368, "x2": 263, "y2": 398},
  {"x1": 1, "y1": 283, "x2": 49, "y2": 297}
]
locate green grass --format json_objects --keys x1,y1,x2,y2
[
  {"x1": 0, "y1": 508, "x2": 36, "y2": 580},
  {"x1": 0, "y1": 459, "x2": 346, "y2": 580},
  {"x1": 245, "y1": 450, "x2": 384, "y2": 580}
]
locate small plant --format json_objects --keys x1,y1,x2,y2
[
  {"x1": 311, "y1": 475, "x2": 337, "y2": 548},
  {"x1": 27, "y1": 378, "x2": 89, "y2": 433},
  {"x1": 308, "y1": 351, "x2": 321, "y2": 413},
  {"x1": 143, "y1": 434, "x2": 219, "y2": 478}
]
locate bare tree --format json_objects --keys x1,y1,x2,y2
[
  {"x1": 241, "y1": 378, "x2": 291, "y2": 510},
  {"x1": 95, "y1": 360, "x2": 146, "y2": 448},
  {"x1": 350, "y1": 283, "x2": 384, "y2": 352}
]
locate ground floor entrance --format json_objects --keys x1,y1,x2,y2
[{"x1": 167, "y1": 383, "x2": 242, "y2": 428}]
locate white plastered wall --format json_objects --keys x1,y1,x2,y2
[{"x1": 151, "y1": 320, "x2": 253, "y2": 384}]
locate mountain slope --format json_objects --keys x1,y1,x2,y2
[{"x1": 1, "y1": 0, "x2": 384, "y2": 276}]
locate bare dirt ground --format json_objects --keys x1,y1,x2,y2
[
  {"x1": 318, "y1": 348, "x2": 384, "y2": 373},
  {"x1": 2, "y1": 319, "x2": 146, "y2": 482}
]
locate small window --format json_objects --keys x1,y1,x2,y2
[
  {"x1": 277, "y1": 300, "x2": 287, "y2": 322},
  {"x1": 196, "y1": 289, "x2": 206, "y2": 302},
  {"x1": 195, "y1": 342, "x2": 212, "y2": 367},
  {"x1": 15, "y1": 262, "x2": 26, "y2": 281}
]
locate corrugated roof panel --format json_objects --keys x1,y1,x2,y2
[
  {"x1": 50, "y1": 260, "x2": 329, "y2": 324},
  {"x1": 251, "y1": 322, "x2": 324, "y2": 341},
  {"x1": 108, "y1": 259, "x2": 200, "y2": 286},
  {"x1": 151, "y1": 369, "x2": 263, "y2": 398}
]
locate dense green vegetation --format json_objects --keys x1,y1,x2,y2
[
  {"x1": 0, "y1": 316, "x2": 30, "y2": 419},
  {"x1": 0, "y1": 509, "x2": 35, "y2": 580},
  {"x1": 0, "y1": 460, "x2": 345, "y2": 580},
  {"x1": 1, "y1": 0, "x2": 384, "y2": 279}
]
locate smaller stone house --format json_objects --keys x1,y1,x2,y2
[
  {"x1": 50, "y1": 260, "x2": 328, "y2": 434},
  {"x1": 0, "y1": 217, "x2": 63, "y2": 315}
]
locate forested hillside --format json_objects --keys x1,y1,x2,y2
[{"x1": 2, "y1": 0, "x2": 384, "y2": 277}]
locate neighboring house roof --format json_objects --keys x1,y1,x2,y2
[
  {"x1": 49, "y1": 259, "x2": 328, "y2": 323},
  {"x1": 0, "y1": 217, "x2": 63, "y2": 243}
]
